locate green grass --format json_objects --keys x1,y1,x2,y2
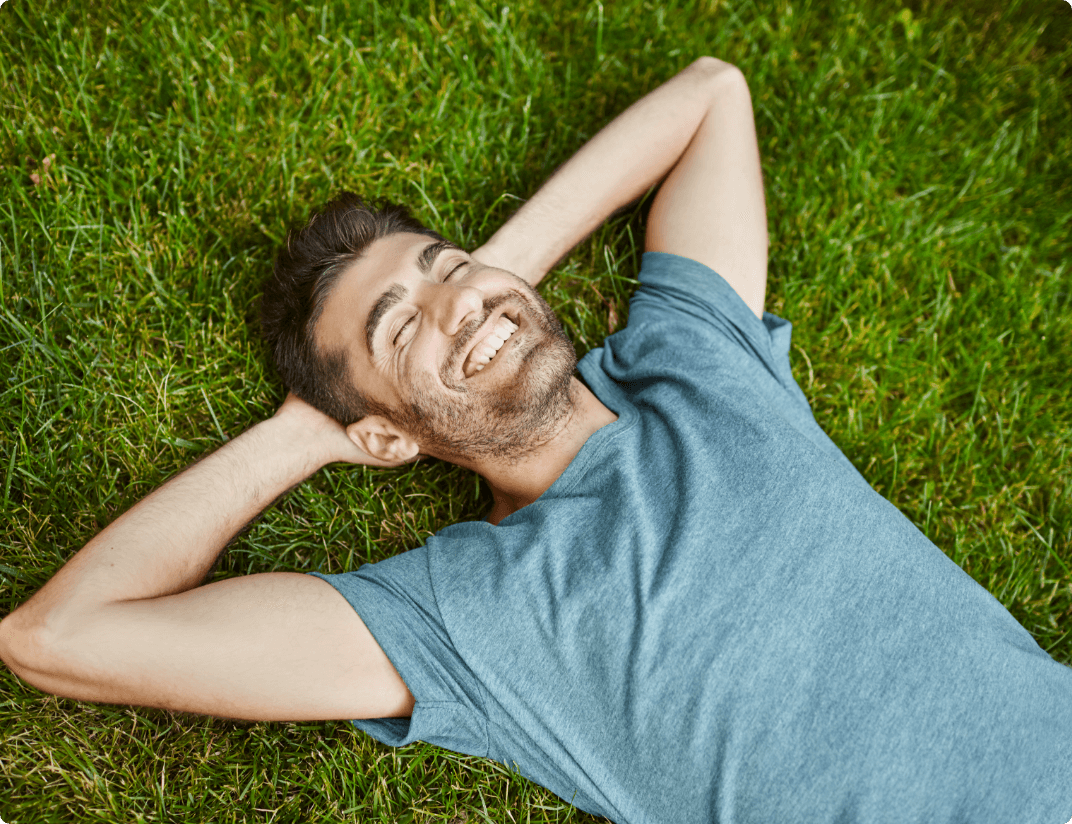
[{"x1": 1, "y1": 0, "x2": 1070, "y2": 819}]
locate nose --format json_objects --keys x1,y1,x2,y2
[{"x1": 428, "y1": 282, "x2": 484, "y2": 336}]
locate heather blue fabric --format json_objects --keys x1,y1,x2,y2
[{"x1": 312, "y1": 252, "x2": 1072, "y2": 824}]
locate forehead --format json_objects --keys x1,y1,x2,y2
[{"x1": 315, "y1": 231, "x2": 434, "y2": 362}]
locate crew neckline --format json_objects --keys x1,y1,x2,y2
[{"x1": 496, "y1": 348, "x2": 638, "y2": 524}]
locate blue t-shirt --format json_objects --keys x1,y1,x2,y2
[{"x1": 313, "y1": 252, "x2": 1072, "y2": 824}]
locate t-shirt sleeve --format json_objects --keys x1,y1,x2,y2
[
  {"x1": 606, "y1": 251, "x2": 855, "y2": 470},
  {"x1": 309, "y1": 548, "x2": 490, "y2": 758},
  {"x1": 627, "y1": 251, "x2": 803, "y2": 404}
]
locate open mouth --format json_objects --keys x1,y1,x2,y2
[{"x1": 461, "y1": 313, "x2": 520, "y2": 378}]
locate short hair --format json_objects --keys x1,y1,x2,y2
[{"x1": 261, "y1": 192, "x2": 445, "y2": 424}]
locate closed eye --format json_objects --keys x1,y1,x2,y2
[
  {"x1": 444, "y1": 260, "x2": 468, "y2": 281},
  {"x1": 392, "y1": 259, "x2": 467, "y2": 347},
  {"x1": 393, "y1": 314, "x2": 416, "y2": 346}
]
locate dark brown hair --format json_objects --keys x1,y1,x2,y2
[{"x1": 261, "y1": 192, "x2": 445, "y2": 424}]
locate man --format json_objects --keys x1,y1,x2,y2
[{"x1": 0, "y1": 57, "x2": 1069, "y2": 823}]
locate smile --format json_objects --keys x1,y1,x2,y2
[{"x1": 462, "y1": 314, "x2": 520, "y2": 378}]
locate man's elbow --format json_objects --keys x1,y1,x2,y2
[
  {"x1": 690, "y1": 55, "x2": 746, "y2": 88},
  {"x1": 0, "y1": 605, "x2": 65, "y2": 691},
  {"x1": 0, "y1": 608, "x2": 29, "y2": 677}
]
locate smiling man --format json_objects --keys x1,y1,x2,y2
[
  {"x1": 303, "y1": 224, "x2": 583, "y2": 467},
  {"x1": 2, "y1": 57, "x2": 1072, "y2": 824}
]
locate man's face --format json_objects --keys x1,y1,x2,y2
[{"x1": 316, "y1": 232, "x2": 577, "y2": 462}]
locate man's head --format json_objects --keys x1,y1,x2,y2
[
  {"x1": 262, "y1": 192, "x2": 577, "y2": 465},
  {"x1": 262, "y1": 192, "x2": 443, "y2": 425}
]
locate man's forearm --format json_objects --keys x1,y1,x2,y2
[
  {"x1": 475, "y1": 57, "x2": 743, "y2": 286},
  {"x1": 0, "y1": 414, "x2": 328, "y2": 658},
  {"x1": 0, "y1": 398, "x2": 410, "y2": 720}
]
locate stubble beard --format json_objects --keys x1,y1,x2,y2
[{"x1": 389, "y1": 287, "x2": 578, "y2": 463}]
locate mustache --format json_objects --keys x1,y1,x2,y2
[{"x1": 441, "y1": 291, "x2": 528, "y2": 386}]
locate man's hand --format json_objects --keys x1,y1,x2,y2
[{"x1": 273, "y1": 392, "x2": 391, "y2": 467}]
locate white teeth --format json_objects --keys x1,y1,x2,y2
[{"x1": 463, "y1": 316, "x2": 519, "y2": 377}]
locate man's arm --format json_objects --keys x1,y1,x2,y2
[
  {"x1": 473, "y1": 56, "x2": 768, "y2": 318},
  {"x1": 0, "y1": 395, "x2": 414, "y2": 721}
]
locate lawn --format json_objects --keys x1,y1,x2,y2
[{"x1": 0, "y1": 0, "x2": 1070, "y2": 820}]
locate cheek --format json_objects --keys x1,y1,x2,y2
[{"x1": 407, "y1": 335, "x2": 456, "y2": 393}]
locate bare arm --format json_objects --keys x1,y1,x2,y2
[
  {"x1": 0, "y1": 395, "x2": 414, "y2": 721},
  {"x1": 473, "y1": 56, "x2": 768, "y2": 317}
]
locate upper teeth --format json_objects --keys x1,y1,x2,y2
[{"x1": 466, "y1": 316, "x2": 518, "y2": 377}]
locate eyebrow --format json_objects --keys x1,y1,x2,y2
[
  {"x1": 365, "y1": 282, "x2": 407, "y2": 357},
  {"x1": 364, "y1": 239, "x2": 462, "y2": 356},
  {"x1": 417, "y1": 239, "x2": 459, "y2": 275}
]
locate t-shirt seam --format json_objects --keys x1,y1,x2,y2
[
  {"x1": 540, "y1": 407, "x2": 639, "y2": 500},
  {"x1": 629, "y1": 292, "x2": 795, "y2": 398},
  {"x1": 634, "y1": 250, "x2": 799, "y2": 398},
  {"x1": 483, "y1": 717, "x2": 603, "y2": 816},
  {"x1": 422, "y1": 546, "x2": 493, "y2": 758}
]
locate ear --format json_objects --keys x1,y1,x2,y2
[{"x1": 345, "y1": 415, "x2": 421, "y2": 467}]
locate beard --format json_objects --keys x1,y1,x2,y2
[{"x1": 387, "y1": 284, "x2": 578, "y2": 463}]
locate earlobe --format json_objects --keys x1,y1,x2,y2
[{"x1": 346, "y1": 416, "x2": 420, "y2": 466}]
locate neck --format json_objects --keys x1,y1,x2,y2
[{"x1": 471, "y1": 377, "x2": 617, "y2": 524}]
